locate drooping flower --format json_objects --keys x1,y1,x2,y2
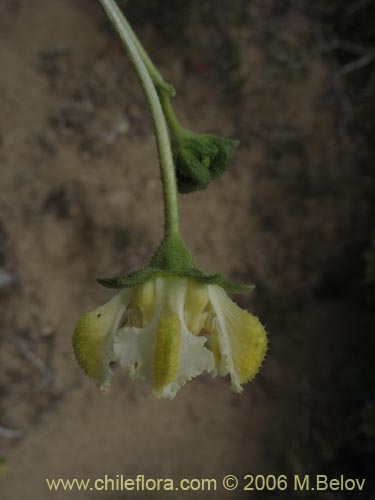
[
  {"x1": 84, "y1": 0, "x2": 268, "y2": 401},
  {"x1": 73, "y1": 277, "x2": 267, "y2": 399}
]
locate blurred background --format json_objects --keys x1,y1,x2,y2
[{"x1": 0, "y1": 0, "x2": 374, "y2": 498}]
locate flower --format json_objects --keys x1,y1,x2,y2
[{"x1": 73, "y1": 277, "x2": 267, "y2": 399}]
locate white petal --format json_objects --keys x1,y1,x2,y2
[
  {"x1": 113, "y1": 279, "x2": 163, "y2": 386},
  {"x1": 114, "y1": 277, "x2": 215, "y2": 399},
  {"x1": 159, "y1": 323, "x2": 215, "y2": 399},
  {"x1": 159, "y1": 279, "x2": 215, "y2": 399}
]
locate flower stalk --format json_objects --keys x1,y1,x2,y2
[{"x1": 98, "y1": 0, "x2": 179, "y2": 241}]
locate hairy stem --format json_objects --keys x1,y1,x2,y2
[
  {"x1": 110, "y1": 9, "x2": 176, "y2": 97},
  {"x1": 158, "y1": 90, "x2": 185, "y2": 138},
  {"x1": 98, "y1": 0, "x2": 180, "y2": 239}
]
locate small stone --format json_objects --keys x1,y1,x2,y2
[
  {"x1": 0, "y1": 269, "x2": 16, "y2": 291},
  {"x1": 41, "y1": 324, "x2": 54, "y2": 338}
]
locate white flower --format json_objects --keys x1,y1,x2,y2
[{"x1": 73, "y1": 277, "x2": 267, "y2": 399}]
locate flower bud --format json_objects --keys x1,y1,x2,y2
[{"x1": 172, "y1": 131, "x2": 239, "y2": 193}]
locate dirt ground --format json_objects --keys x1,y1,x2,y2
[{"x1": 0, "y1": 1, "x2": 373, "y2": 499}]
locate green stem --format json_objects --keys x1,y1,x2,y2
[
  {"x1": 98, "y1": 0, "x2": 180, "y2": 240},
  {"x1": 110, "y1": 13, "x2": 188, "y2": 141},
  {"x1": 113, "y1": 11, "x2": 176, "y2": 97},
  {"x1": 158, "y1": 90, "x2": 185, "y2": 138}
]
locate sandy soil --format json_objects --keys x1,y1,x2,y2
[{"x1": 0, "y1": 1, "x2": 372, "y2": 499}]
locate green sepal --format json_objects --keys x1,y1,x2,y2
[
  {"x1": 98, "y1": 266, "x2": 254, "y2": 294},
  {"x1": 97, "y1": 236, "x2": 254, "y2": 294},
  {"x1": 172, "y1": 130, "x2": 239, "y2": 194}
]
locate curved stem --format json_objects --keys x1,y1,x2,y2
[
  {"x1": 158, "y1": 90, "x2": 184, "y2": 138},
  {"x1": 113, "y1": 11, "x2": 176, "y2": 97},
  {"x1": 98, "y1": 0, "x2": 180, "y2": 239}
]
